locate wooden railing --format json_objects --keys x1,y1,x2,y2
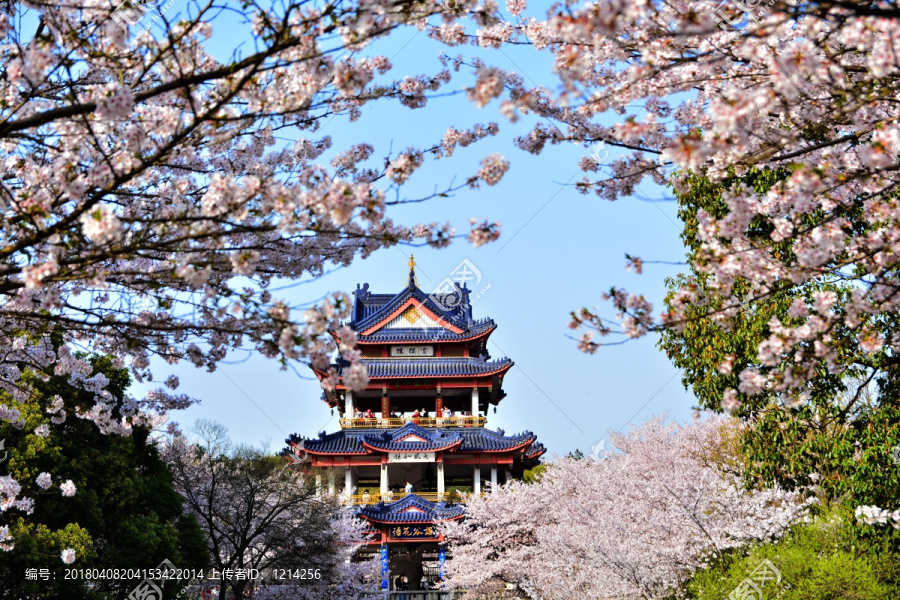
[
  {"x1": 340, "y1": 416, "x2": 486, "y2": 429},
  {"x1": 346, "y1": 491, "x2": 484, "y2": 505}
]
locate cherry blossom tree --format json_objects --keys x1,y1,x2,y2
[
  {"x1": 0, "y1": 0, "x2": 506, "y2": 408},
  {"x1": 425, "y1": 0, "x2": 900, "y2": 534},
  {"x1": 442, "y1": 416, "x2": 812, "y2": 600},
  {"x1": 651, "y1": 170, "x2": 900, "y2": 523},
  {"x1": 423, "y1": 0, "x2": 900, "y2": 408},
  {"x1": 164, "y1": 420, "x2": 378, "y2": 600},
  {"x1": 0, "y1": 0, "x2": 508, "y2": 551}
]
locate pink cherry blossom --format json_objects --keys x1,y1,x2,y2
[
  {"x1": 474, "y1": 153, "x2": 509, "y2": 186},
  {"x1": 467, "y1": 67, "x2": 505, "y2": 108},
  {"x1": 35, "y1": 473, "x2": 52, "y2": 489},
  {"x1": 0, "y1": 525, "x2": 13, "y2": 551},
  {"x1": 506, "y1": 0, "x2": 526, "y2": 17},
  {"x1": 721, "y1": 389, "x2": 741, "y2": 414},
  {"x1": 468, "y1": 219, "x2": 501, "y2": 247},
  {"x1": 0, "y1": 0, "x2": 516, "y2": 546},
  {"x1": 94, "y1": 82, "x2": 134, "y2": 120},
  {"x1": 343, "y1": 363, "x2": 369, "y2": 391},
  {"x1": 433, "y1": 1, "x2": 900, "y2": 410},
  {"x1": 78, "y1": 204, "x2": 122, "y2": 244},
  {"x1": 60, "y1": 480, "x2": 76, "y2": 497}
]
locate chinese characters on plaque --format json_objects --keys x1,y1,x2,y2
[
  {"x1": 388, "y1": 452, "x2": 435, "y2": 463},
  {"x1": 390, "y1": 345, "x2": 434, "y2": 357},
  {"x1": 390, "y1": 525, "x2": 437, "y2": 540}
]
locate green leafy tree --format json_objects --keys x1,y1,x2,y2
[
  {"x1": 686, "y1": 506, "x2": 900, "y2": 600},
  {"x1": 658, "y1": 169, "x2": 900, "y2": 513},
  {"x1": 519, "y1": 462, "x2": 547, "y2": 484},
  {"x1": 0, "y1": 355, "x2": 207, "y2": 599}
]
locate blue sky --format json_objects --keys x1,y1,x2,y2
[{"x1": 134, "y1": 5, "x2": 697, "y2": 457}]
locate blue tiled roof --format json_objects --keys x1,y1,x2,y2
[
  {"x1": 283, "y1": 425, "x2": 539, "y2": 456},
  {"x1": 525, "y1": 441, "x2": 546, "y2": 460},
  {"x1": 351, "y1": 278, "x2": 493, "y2": 337},
  {"x1": 334, "y1": 357, "x2": 512, "y2": 379},
  {"x1": 358, "y1": 319, "x2": 495, "y2": 343},
  {"x1": 456, "y1": 428, "x2": 536, "y2": 452},
  {"x1": 286, "y1": 429, "x2": 366, "y2": 454},
  {"x1": 361, "y1": 423, "x2": 462, "y2": 452},
  {"x1": 357, "y1": 493, "x2": 465, "y2": 524}
]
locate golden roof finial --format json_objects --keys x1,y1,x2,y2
[{"x1": 407, "y1": 253, "x2": 417, "y2": 286}]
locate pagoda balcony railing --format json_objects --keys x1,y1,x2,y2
[
  {"x1": 346, "y1": 491, "x2": 486, "y2": 505},
  {"x1": 340, "y1": 416, "x2": 486, "y2": 429}
]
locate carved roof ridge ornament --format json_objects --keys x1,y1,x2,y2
[{"x1": 407, "y1": 254, "x2": 417, "y2": 287}]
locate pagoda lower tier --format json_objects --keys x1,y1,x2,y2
[{"x1": 281, "y1": 422, "x2": 544, "y2": 589}]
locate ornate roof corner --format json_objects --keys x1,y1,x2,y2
[{"x1": 279, "y1": 437, "x2": 309, "y2": 464}]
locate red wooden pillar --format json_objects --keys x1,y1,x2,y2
[
  {"x1": 435, "y1": 384, "x2": 443, "y2": 416},
  {"x1": 381, "y1": 387, "x2": 389, "y2": 417}
]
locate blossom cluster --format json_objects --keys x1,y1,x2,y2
[
  {"x1": 416, "y1": 1, "x2": 900, "y2": 408},
  {"x1": 855, "y1": 505, "x2": 900, "y2": 529},
  {"x1": 442, "y1": 416, "x2": 811, "y2": 599}
]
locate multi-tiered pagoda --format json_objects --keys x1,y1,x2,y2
[{"x1": 283, "y1": 258, "x2": 544, "y2": 592}]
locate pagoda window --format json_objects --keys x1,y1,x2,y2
[
  {"x1": 441, "y1": 345, "x2": 464, "y2": 358},
  {"x1": 360, "y1": 347, "x2": 382, "y2": 359}
]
